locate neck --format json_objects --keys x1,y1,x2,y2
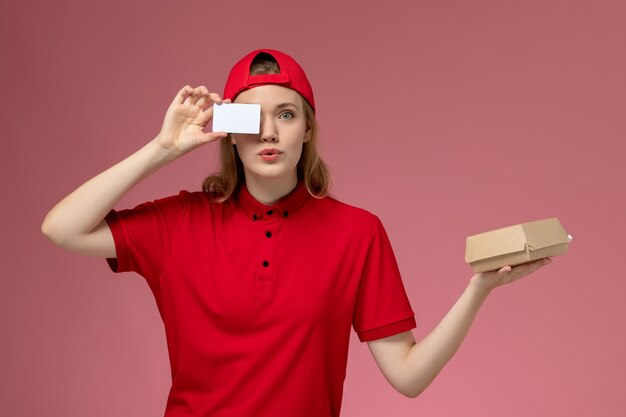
[{"x1": 244, "y1": 171, "x2": 299, "y2": 206}]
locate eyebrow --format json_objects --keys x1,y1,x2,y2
[
  {"x1": 274, "y1": 102, "x2": 299, "y2": 110},
  {"x1": 242, "y1": 101, "x2": 300, "y2": 111}
]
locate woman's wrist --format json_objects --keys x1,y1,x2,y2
[
  {"x1": 146, "y1": 136, "x2": 181, "y2": 166},
  {"x1": 468, "y1": 275, "x2": 494, "y2": 298}
]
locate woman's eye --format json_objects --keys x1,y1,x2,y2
[{"x1": 279, "y1": 111, "x2": 294, "y2": 120}]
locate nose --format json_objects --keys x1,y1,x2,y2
[{"x1": 260, "y1": 114, "x2": 278, "y2": 143}]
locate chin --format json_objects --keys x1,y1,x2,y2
[{"x1": 250, "y1": 165, "x2": 297, "y2": 180}]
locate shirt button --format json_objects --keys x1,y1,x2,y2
[
  {"x1": 267, "y1": 210, "x2": 274, "y2": 215},
  {"x1": 262, "y1": 260, "x2": 269, "y2": 267},
  {"x1": 252, "y1": 214, "x2": 257, "y2": 221},
  {"x1": 283, "y1": 211, "x2": 288, "y2": 217},
  {"x1": 265, "y1": 231, "x2": 272, "y2": 238}
]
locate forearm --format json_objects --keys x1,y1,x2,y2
[
  {"x1": 402, "y1": 280, "x2": 491, "y2": 398},
  {"x1": 42, "y1": 137, "x2": 176, "y2": 242}
]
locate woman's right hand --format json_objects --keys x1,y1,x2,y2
[{"x1": 155, "y1": 85, "x2": 231, "y2": 158}]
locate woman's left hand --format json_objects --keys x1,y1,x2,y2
[{"x1": 470, "y1": 257, "x2": 553, "y2": 293}]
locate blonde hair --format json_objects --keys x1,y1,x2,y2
[{"x1": 202, "y1": 52, "x2": 333, "y2": 202}]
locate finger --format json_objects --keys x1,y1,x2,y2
[
  {"x1": 176, "y1": 85, "x2": 194, "y2": 104},
  {"x1": 203, "y1": 102, "x2": 217, "y2": 121},
  {"x1": 202, "y1": 94, "x2": 225, "y2": 120},
  {"x1": 188, "y1": 86, "x2": 206, "y2": 105},
  {"x1": 195, "y1": 87, "x2": 213, "y2": 111},
  {"x1": 498, "y1": 265, "x2": 512, "y2": 274},
  {"x1": 204, "y1": 98, "x2": 221, "y2": 122},
  {"x1": 525, "y1": 258, "x2": 549, "y2": 272},
  {"x1": 208, "y1": 92, "x2": 223, "y2": 104},
  {"x1": 514, "y1": 260, "x2": 549, "y2": 279}
]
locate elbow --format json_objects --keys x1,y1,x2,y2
[
  {"x1": 41, "y1": 219, "x2": 54, "y2": 240},
  {"x1": 399, "y1": 370, "x2": 437, "y2": 399},
  {"x1": 41, "y1": 211, "x2": 54, "y2": 237},
  {"x1": 406, "y1": 388, "x2": 425, "y2": 399},
  {"x1": 41, "y1": 218, "x2": 64, "y2": 246},
  {"x1": 402, "y1": 385, "x2": 424, "y2": 399},
  {"x1": 397, "y1": 378, "x2": 425, "y2": 399},
  {"x1": 41, "y1": 219, "x2": 52, "y2": 237},
  {"x1": 41, "y1": 225, "x2": 59, "y2": 245}
]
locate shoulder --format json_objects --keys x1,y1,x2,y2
[
  {"x1": 314, "y1": 193, "x2": 383, "y2": 234},
  {"x1": 153, "y1": 189, "x2": 206, "y2": 208},
  {"x1": 323, "y1": 195, "x2": 378, "y2": 220},
  {"x1": 143, "y1": 189, "x2": 216, "y2": 214},
  {"x1": 177, "y1": 189, "x2": 223, "y2": 206}
]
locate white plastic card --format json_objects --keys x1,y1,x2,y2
[{"x1": 212, "y1": 103, "x2": 261, "y2": 134}]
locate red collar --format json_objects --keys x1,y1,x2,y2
[{"x1": 237, "y1": 179, "x2": 311, "y2": 222}]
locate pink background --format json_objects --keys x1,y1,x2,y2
[{"x1": 3, "y1": 0, "x2": 625, "y2": 416}]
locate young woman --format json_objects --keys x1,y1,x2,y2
[{"x1": 41, "y1": 48, "x2": 552, "y2": 417}]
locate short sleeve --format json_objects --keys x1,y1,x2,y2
[
  {"x1": 104, "y1": 190, "x2": 189, "y2": 286},
  {"x1": 352, "y1": 215, "x2": 416, "y2": 342}
]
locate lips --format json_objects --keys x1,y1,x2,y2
[{"x1": 259, "y1": 148, "x2": 283, "y2": 155}]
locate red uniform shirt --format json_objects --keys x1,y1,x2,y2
[{"x1": 104, "y1": 178, "x2": 416, "y2": 417}]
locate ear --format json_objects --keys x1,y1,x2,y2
[
  {"x1": 229, "y1": 134, "x2": 237, "y2": 145},
  {"x1": 303, "y1": 124, "x2": 312, "y2": 143}
]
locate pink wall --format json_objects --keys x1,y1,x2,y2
[{"x1": 4, "y1": 0, "x2": 624, "y2": 415}]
